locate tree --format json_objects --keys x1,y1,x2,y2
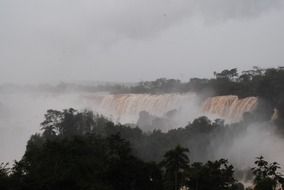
[
  {"x1": 251, "y1": 156, "x2": 284, "y2": 190},
  {"x1": 41, "y1": 109, "x2": 63, "y2": 137},
  {"x1": 41, "y1": 108, "x2": 97, "y2": 137},
  {"x1": 186, "y1": 159, "x2": 235, "y2": 190},
  {"x1": 215, "y1": 68, "x2": 238, "y2": 81},
  {"x1": 0, "y1": 163, "x2": 10, "y2": 189},
  {"x1": 12, "y1": 121, "x2": 163, "y2": 190},
  {"x1": 191, "y1": 116, "x2": 214, "y2": 133},
  {"x1": 161, "y1": 145, "x2": 190, "y2": 190}
]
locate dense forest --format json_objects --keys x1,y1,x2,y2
[
  {"x1": 1, "y1": 0, "x2": 283, "y2": 189},
  {"x1": 122, "y1": 67, "x2": 284, "y2": 100},
  {"x1": 1, "y1": 67, "x2": 283, "y2": 122},
  {"x1": 114, "y1": 67, "x2": 284, "y2": 127},
  {"x1": 1, "y1": 67, "x2": 284, "y2": 190},
  {"x1": 1, "y1": 108, "x2": 284, "y2": 190},
  {"x1": 122, "y1": 67, "x2": 284, "y2": 119},
  {"x1": 4, "y1": 67, "x2": 283, "y2": 121}
]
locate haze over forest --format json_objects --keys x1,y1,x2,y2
[{"x1": 0, "y1": 1, "x2": 284, "y2": 190}]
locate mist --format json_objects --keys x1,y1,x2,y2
[
  {"x1": 210, "y1": 122, "x2": 284, "y2": 169},
  {"x1": 1, "y1": 2, "x2": 284, "y2": 189},
  {"x1": 0, "y1": 90, "x2": 88, "y2": 162},
  {"x1": 0, "y1": 88, "x2": 201, "y2": 162},
  {"x1": 0, "y1": 0, "x2": 283, "y2": 83},
  {"x1": 0, "y1": 85, "x2": 283, "y2": 169}
]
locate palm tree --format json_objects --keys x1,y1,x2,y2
[{"x1": 161, "y1": 145, "x2": 190, "y2": 190}]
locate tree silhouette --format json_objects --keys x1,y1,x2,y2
[
  {"x1": 161, "y1": 145, "x2": 190, "y2": 190},
  {"x1": 251, "y1": 156, "x2": 284, "y2": 190},
  {"x1": 0, "y1": 163, "x2": 10, "y2": 189},
  {"x1": 186, "y1": 159, "x2": 235, "y2": 190},
  {"x1": 41, "y1": 109, "x2": 63, "y2": 137},
  {"x1": 41, "y1": 108, "x2": 97, "y2": 137}
]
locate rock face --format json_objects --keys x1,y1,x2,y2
[
  {"x1": 84, "y1": 93, "x2": 259, "y2": 124},
  {"x1": 202, "y1": 95, "x2": 258, "y2": 122}
]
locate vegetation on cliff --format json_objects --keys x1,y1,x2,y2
[{"x1": 1, "y1": 108, "x2": 283, "y2": 190}]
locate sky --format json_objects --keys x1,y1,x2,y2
[{"x1": 0, "y1": 0, "x2": 284, "y2": 84}]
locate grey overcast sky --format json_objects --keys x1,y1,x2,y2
[{"x1": 0, "y1": 0, "x2": 283, "y2": 84}]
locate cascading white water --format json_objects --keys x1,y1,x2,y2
[
  {"x1": 83, "y1": 93, "x2": 259, "y2": 124},
  {"x1": 202, "y1": 95, "x2": 258, "y2": 122},
  {"x1": 84, "y1": 93, "x2": 200, "y2": 124}
]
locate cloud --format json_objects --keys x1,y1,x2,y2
[
  {"x1": 1, "y1": 0, "x2": 281, "y2": 44},
  {"x1": 0, "y1": 0, "x2": 282, "y2": 83}
]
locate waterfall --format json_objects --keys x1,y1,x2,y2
[
  {"x1": 202, "y1": 95, "x2": 258, "y2": 122},
  {"x1": 84, "y1": 93, "x2": 199, "y2": 124},
  {"x1": 83, "y1": 93, "x2": 259, "y2": 124}
]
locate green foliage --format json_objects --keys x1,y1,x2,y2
[
  {"x1": 161, "y1": 145, "x2": 190, "y2": 190},
  {"x1": 0, "y1": 163, "x2": 9, "y2": 177},
  {"x1": 125, "y1": 67, "x2": 284, "y2": 103},
  {"x1": 130, "y1": 78, "x2": 184, "y2": 94},
  {"x1": 251, "y1": 156, "x2": 284, "y2": 190},
  {"x1": 10, "y1": 133, "x2": 162, "y2": 190},
  {"x1": 2, "y1": 108, "x2": 284, "y2": 190},
  {"x1": 0, "y1": 163, "x2": 10, "y2": 189},
  {"x1": 186, "y1": 159, "x2": 235, "y2": 190},
  {"x1": 38, "y1": 109, "x2": 253, "y2": 165},
  {"x1": 41, "y1": 109, "x2": 109, "y2": 138},
  {"x1": 231, "y1": 182, "x2": 245, "y2": 190},
  {"x1": 111, "y1": 67, "x2": 284, "y2": 123},
  {"x1": 214, "y1": 68, "x2": 238, "y2": 80}
]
